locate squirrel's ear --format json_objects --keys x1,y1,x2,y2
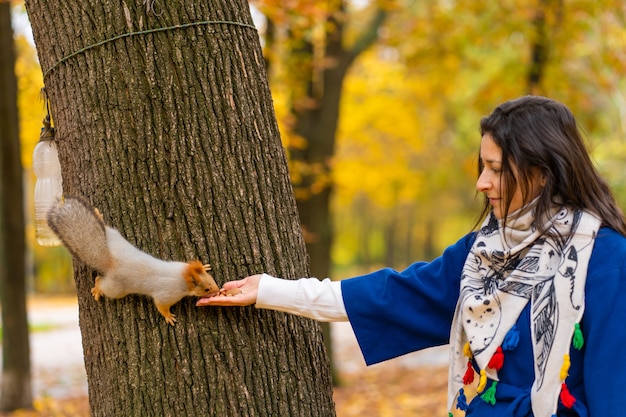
[
  {"x1": 189, "y1": 260, "x2": 204, "y2": 273},
  {"x1": 187, "y1": 260, "x2": 206, "y2": 284}
]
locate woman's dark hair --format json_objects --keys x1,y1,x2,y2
[{"x1": 476, "y1": 95, "x2": 626, "y2": 236}]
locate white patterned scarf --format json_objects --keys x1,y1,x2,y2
[{"x1": 448, "y1": 201, "x2": 600, "y2": 416}]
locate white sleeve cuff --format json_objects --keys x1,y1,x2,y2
[{"x1": 255, "y1": 273, "x2": 348, "y2": 322}]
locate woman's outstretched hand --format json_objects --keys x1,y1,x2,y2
[{"x1": 196, "y1": 274, "x2": 262, "y2": 307}]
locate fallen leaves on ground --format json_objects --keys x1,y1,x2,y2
[
  {"x1": 333, "y1": 364, "x2": 449, "y2": 417},
  {"x1": 0, "y1": 397, "x2": 90, "y2": 417}
]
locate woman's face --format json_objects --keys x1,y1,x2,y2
[{"x1": 476, "y1": 134, "x2": 544, "y2": 219}]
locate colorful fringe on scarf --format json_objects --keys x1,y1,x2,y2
[{"x1": 452, "y1": 322, "x2": 584, "y2": 415}]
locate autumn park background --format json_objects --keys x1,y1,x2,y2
[{"x1": 1, "y1": 0, "x2": 625, "y2": 416}]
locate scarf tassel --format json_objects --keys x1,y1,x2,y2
[
  {"x1": 502, "y1": 325, "x2": 520, "y2": 351},
  {"x1": 480, "y1": 381, "x2": 498, "y2": 405},
  {"x1": 477, "y1": 369, "x2": 487, "y2": 393},
  {"x1": 560, "y1": 354, "x2": 570, "y2": 381},
  {"x1": 560, "y1": 383, "x2": 576, "y2": 408},
  {"x1": 463, "y1": 360, "x2": 475, "y2": 384},
  {"x1": 488, "y1": 346, "x2": 504, "y2": 370},
  {"x1": 456, "y1": 388, "x2": 469, "y2": 411},
  {"x1": 463, "y1": 341, "x2": 473, "y2": 358},
  {"x1": 573, "y1": 323, "x2": 584, "y2": 350}
]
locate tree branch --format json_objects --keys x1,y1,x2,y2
[{"x1": 346, "y1": 7, "x2": 388, "y2": 66}]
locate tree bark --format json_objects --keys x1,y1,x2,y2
[
  {"x1": 0, "y1": 3, "x2": 32, "y2": 412},
  {"x1": 24, "y1": 0, "x2": 335, "y2": 416}
]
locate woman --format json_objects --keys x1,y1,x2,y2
[{"x1": 198, "y1": 96, "x2": 626, "y2": 416}]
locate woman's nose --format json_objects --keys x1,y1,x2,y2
[{"x1": 476, "y1": 171, "x2": 491, "y2": 193}]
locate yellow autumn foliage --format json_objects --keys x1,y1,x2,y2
[{"x1": 15, "y1": 34, "x2": 45, "y2": 170}]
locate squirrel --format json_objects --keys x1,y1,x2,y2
[{"x1": 46, "y1": 196, "x2": 220, "y2": 325}]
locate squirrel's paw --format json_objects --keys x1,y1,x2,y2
[
  {"x1": 91, "y1": 287, "x2": 103, "y2": 301},
  {"x1": 157, "y1": 304, "x2": 176, "y2": 326},
  {"x1": 94, "y1": 207, "x2": 104, "y2": 222},
  {"x1": 91, "y1": 277, "x2": 104, "y2": 301},
  {"x1": 203, "y1": 264, "x2": 212, "y2": 273},
  {"x1": 164, "y1": 313, "x2": 176, "y2": 326}
]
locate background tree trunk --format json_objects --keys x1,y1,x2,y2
[
  {"x1": 24, "y1": 0, "x2": 335, "y2": 416},
  {"x1": 0, "y1": 3, "x2": 32, "y2": 412},
  {"x1": 527, "y1": 0, "x2": 560, "y2": 95},
  {"x1": 291, "y1": 4, "x2": 387, "y2": 281},
  {"x1": 287, "y1": 5, "x2": 387, "y2": 384}
]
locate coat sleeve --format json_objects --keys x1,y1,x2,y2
[
  {"x1": 341, "y1": 233, "x2": 475, "y2": 365},
  {"x1": 579, "y1": 228, "x2": 626, "y2": 414}
]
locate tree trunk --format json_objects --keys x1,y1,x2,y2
[
  {"x1": 291, "y1": 5, "x2": 387, "y2": 273},
  {"x1": 527, "y1": 0, "x2": 561, "y2": 95},
  {"x1": 287, "y1": 4, "x2": 387, "y2": 384},
  {"x1": 0, "y1": 3, "x2": 32, "y2": 412},
  {"x1": 23, "y1": 1, "x2": 335, "y2": 416}
]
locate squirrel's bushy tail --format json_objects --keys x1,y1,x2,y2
[{"x1": 47, "y1": 196, "x2": 112, "y2": 272}]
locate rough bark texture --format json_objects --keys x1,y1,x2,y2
[
  {"x1": 24, "y1": 0, "x2": 335, "y2": 416},
  {"x1": 0, "y1": 3, "x2": 33, "y2": 412}
]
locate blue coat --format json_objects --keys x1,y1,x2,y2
[{"x1": 341, "y1": 227, "x2": 626, "y2": 416}]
